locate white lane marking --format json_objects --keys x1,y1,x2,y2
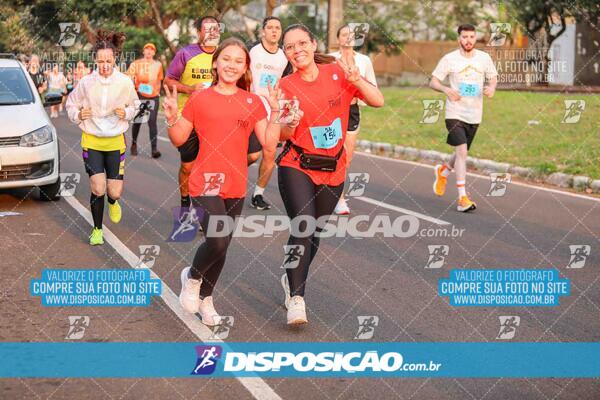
[
  {"x1": 157, "y1": 136, "x2": 170, "y2": 142},
  {"x1": 355, "y1": 196, "x2": 451, "y2": 225},
  {"x1": 63, "y1": 195, "x2": 282, "y2": 400},
  {"x1": 0, "y1": 211, "x2": 23, "y2": 217},
  {"x1": 356, "y1": 152, "x2": 600, "y2": 203}
]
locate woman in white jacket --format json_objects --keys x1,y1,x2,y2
[{"x1": 66, "y1": 30, "x2": 139, "y2": 245}]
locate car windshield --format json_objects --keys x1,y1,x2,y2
[{"x1": 0, "y1": 67, "x2": 34, "y2": 105}]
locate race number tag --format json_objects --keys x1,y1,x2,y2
[
  {"x1": 458, "y1": 81, "x2": 480, "y2": 97},
  {"x1": 259, "y1": 73, "x2": 277, "y2": 88},
  {"x1": 138, "y1": 83, "x2": 153, "y2": 95},
  {"x1": 309, "y1": 118, "x2": 343, "y2": 149}
]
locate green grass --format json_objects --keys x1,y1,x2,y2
[{"x1": 360, "y1": 88, "x2": 600, "y2": 179}]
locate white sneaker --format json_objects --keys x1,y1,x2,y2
[
  {"x1": 334, "y1": 198, "x2": 350, "y2": 215},
  {"x1": 286, "y1": 295, "x2": 308, "y2": 325},
  {"x1": 179, "y1": 267, "x2": 201, "y2": 314},
  {"x1": 281, "y1": 274, "x2": 291, "y2": 307},
  {"x1": 198, "y1": 296, "x2": 220, "y2": 326}
]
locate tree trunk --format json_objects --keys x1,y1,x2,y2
[
  {"x1": 148, "y1": 0, "x2": 177, "y2": 56},
  {"x1": 266, "y1": 0, "x2": 277, "y2": 17}
]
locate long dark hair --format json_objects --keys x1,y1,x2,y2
[
  {"x1": 211, "y1": 37, "x2": 252, "y2": 91},
  {"x1": 93, "y1": 29, "x2": 126, "y2": 57},
  {"x1": 283, "y1": 24, "x2": 335, "y2": 65}
]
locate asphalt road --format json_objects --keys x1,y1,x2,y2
[{"x1": 1, "y1": 114, "x2": 599, "y2": 399}]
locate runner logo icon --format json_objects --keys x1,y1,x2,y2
[
  {"x1": 425, "y1": 245, "x2": 449, "y2": 269},
  {"x1": 192, "y1": 345, "x2": 222, "y2": 375},
  {"x1": 282, "y1": 245, "x2": 305, "y2": 269},
  {"x1": 567, "y1": 245, "x2": 590, "y2": 269},
  {"x1": 497, "y1": 316, "x2": 520, "y2": 340}
]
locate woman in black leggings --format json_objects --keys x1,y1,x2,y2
[
  {"x1": 163, "y1": 38, "x2": 281, "y2": 326},
  {"x1": 277, "y1": 24, "x2": 384, "y2": 325}
]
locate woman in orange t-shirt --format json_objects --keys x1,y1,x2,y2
[
  {"x1": 163, "y1": 38, "x2": 283, "y2": 326},
  {"x1": 127, "y1": 43, "x2": 164, "y2": 158},
  {"x1": 276, "y1": 24, "x2": 384, "y2": 325}
]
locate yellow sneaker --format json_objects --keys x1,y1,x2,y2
[
  {"x1": 433, "y1": 165, "x2": 448, "y2": 196},
  {"x1": 108, "y1": 200, "x2": 122, "y2": 223},
  {"x1": 457, "y1": 195, "x2": 477, "y2": 212},
  {"x1": 89, "y1": 227, "x2": 104, "y2": 245}
]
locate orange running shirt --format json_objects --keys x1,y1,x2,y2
[
  {"x1": 127, "y1": 59, "x2": 164, "y2": 98},
  {"x1": 278, "y1": 63, "x2": 363, "y2": 186},
  {"x1": 182, "y1": 87, "x2": 267, "y2": 198}
]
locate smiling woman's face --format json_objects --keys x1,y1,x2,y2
[
  {"x1": 213, "y1": 44, "x2": 247, "y2": 85},
  {"x1": 283, "y1": 29, "x2": 317, "y2": 71}
]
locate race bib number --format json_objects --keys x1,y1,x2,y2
[
  {"x1": 459, "y1": 82, "x2": 480, "y2": 97},
  {"x1": 138, "y1": 83, "x2": 153, "y2": 95},
  {"x1": 309, "y1": 118, "x2": 343, "y2": 149},
  {"x1": 259, "y1": 72, "x2": 278, "y2": 88}
]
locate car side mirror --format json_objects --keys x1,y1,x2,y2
[{"x1": 43, "y1": 93, "x2": 63, "y2": 107}]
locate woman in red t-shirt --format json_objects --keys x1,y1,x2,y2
[
  {"x1": 163, "y1": 38, "x2": 282, "y2": 326},
  {"x1": 277, "y1": 24, "x2": 384, "y2": 325}
]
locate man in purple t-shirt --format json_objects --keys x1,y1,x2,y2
[{"x1": 164, "y1": 15, "x2": 219, "y2": 210}]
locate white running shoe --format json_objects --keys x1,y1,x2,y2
[
  {"x1": 179, "y1": 267, "x2": 201, "y2": 314},
  {"x1": 286, "y1": 295, "x2": 308, "y2": 325},
  {"x1": 198, "y1": 296, "x2": 220, "y2": 326},
  {"x1": 281, "y1": 273, "x2": 291, "y2": 307},
  {"x1": 334, "y1": 198, "x2": 350, "y2": 215}
]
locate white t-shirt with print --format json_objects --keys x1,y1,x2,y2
[
  {"x1": 431, "y1": 49, "x2": 497, "y2": 124},
  {"x1": 249, "y1": 41, "x2": 288, "y2": 116}
]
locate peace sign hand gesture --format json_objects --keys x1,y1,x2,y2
[
  {"x1": 337, "y1": 56, "x2": 361, "y2": 83},
  {"x1": 163, "y1": 84, "x2": 178, "y2": 123},
  {"x1": 264, "y1": 81, "x2": 283, "y2": 112}
]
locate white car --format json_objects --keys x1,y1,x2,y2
[{"x1": 0, "y1": 55, "x2": 62, "y2": 200}]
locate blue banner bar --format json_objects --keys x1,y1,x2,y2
[{"x1": 1, "y1": 342, "x2": 599, "y2": 378}]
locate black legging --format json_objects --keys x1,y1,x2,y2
[
  {"x1": 190, "y1": 196, "x2": 245, "y2": 297},
  {"x1": 278, "y1": 167, "x2": 344, "y2": 297},
  {"x1": 132, "y1": 95, "x2": 159, "y2": 150}
]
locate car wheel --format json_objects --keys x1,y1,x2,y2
[{"x1": 39, "y1": 178, "x2": 61, "y2": 201}]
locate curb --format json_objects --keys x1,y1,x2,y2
[{"x1": 356, "y1": 140, "x2": 600, "y2": 194}]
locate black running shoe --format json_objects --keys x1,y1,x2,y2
[{"x1": 251, "y1": 194, "x2": 271, "y2": 210}]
